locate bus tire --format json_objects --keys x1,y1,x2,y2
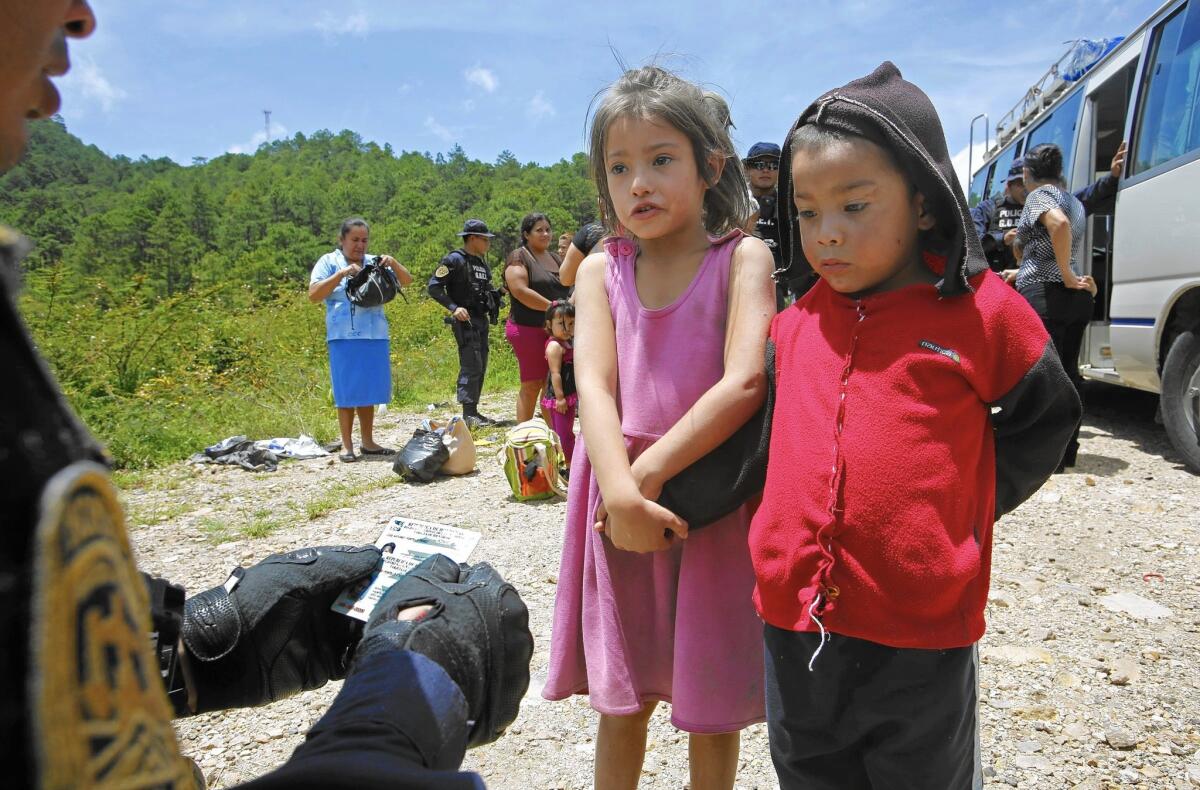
[{"x1": 1161, "y1": 329, "x2": 1200, "y2": 473}]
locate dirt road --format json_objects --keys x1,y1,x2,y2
[{"x1": 124, "y1": 385, "x2": 1200, "y2": 788}]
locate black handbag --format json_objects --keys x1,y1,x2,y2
[
  {"x1": 656, "y1": 339, "x2": 775, "y2": 529},
  {"x1": 346, "y1": 260, "x2": 400, "y2": 308}
]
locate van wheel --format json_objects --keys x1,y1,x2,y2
[{"x1": 1161, "y1": 329, "x2": 1200, "y2": 473}]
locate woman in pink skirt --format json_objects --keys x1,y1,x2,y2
[{"x1": 503, "y1": 212, "x2": 570, "y2": 422}]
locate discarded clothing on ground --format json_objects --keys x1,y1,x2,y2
[
  {"x1": 253, "y1": 434, "x2": 329, "y2": 459},
  {"x1": 189, "y1": 436, "x2": 279, "y2": 472},
  {"x1": 189, "y1": 434, "x2": 331, "y2": 472}
]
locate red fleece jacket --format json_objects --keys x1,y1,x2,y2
[{"x1": 749, "y1": 269, "x2": 1058, "y2": 649}]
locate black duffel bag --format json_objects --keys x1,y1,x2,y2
[
  {"x1": 346, "y1": 259, "x2": 400, "y2": 308},
  {"x1": 393, "y1": 428, "x2": 449, "y2": 482},
  {"x1": 656, "y1": 339, "x2": 775, "y2": 529}
]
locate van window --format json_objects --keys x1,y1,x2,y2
[
  {"x1": 968, "y1": 163, "x2": 990, "y2": 207},
  {"x1": 1133, "y1": 3, "x2": 1200, "y2": 174},
  {"x1": 1026, "y1": 89, "x2": 1085, "y2": 177},
  {"x1": 987, "y1": 146, "x2": 1020, "y2": 203}
]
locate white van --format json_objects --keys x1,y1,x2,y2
[{"x1": 969, "y1": 0, "x2": 1200, "y2": 471}]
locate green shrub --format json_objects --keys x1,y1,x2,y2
[{"x1": 20, "y1": 279, "x2": 521, "y2": 469}]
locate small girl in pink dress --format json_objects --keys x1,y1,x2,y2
[
  {"x1": 543, "y1": 64, "x2": 775, "y2": 790},
  {"x1": 542, "y1": 299, "x2": 578, "y2": 470}
]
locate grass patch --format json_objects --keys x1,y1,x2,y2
[
  {"x1": 241, "y1": 506, "x2": 296, "y2": 539},
  {"x1": 111, "y1": 468, "x2": 151, "y2": 490},
  {"x1": 126, "y1": 499, "x2": 198, "y2": 527},
  {"x1": 198, "y1": 516, "x2": 231, "y2": 544},
  {"x1": 304, "y1": 474, "x2": 402, "y2": 521},
  {"x1": 197, "y1": 504, "x2": 304, "y2": 544}
]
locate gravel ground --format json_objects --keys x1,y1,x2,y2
[{"x1": 124, "y1": 385, "x2": 1200, "y2": 789}]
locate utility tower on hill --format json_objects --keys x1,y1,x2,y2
[{"x1": 264, "y1": 110, "x2": 272, "y2": 144}]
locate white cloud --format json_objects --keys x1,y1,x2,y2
[
  {"x1": 424, "y1": 116, "x2": 455, "y2": 143},
  {"x1": 527, "y1": 90, "x2": 556, "y2": 121},
  {"x1": 315, "y1": 9, "x2": 369, "y2": 39},
  {"x1": 228, "y1": 121, "x2": 289, "y2": 155},
  {"x1": 950, "y1": 139, "x2": 994, "y2": 192},
  {"x1": 464, "y1": 66, "x2": 498, "y2": 93},
  {"x1": 346, "y1": 11, "x2": 369, "y2": 35},
  {"x1": 70, "y1": 55, "x2": 127, "y2": 113}
]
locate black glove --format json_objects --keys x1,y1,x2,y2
[
  {"x1": 181, "y1": 544, "x2": 382, "y2": 714},
  {"x1": 355, "y1": 554, "x2": 533, "y2": 748}
]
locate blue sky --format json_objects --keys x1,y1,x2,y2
[{"x1": 58, "y1": 0, "x2": 1165, "y2": 184}]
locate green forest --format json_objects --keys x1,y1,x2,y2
[{"x1": 1, "y1": 118, "x2": 598, "y2": 468}]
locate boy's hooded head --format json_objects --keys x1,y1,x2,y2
[{"x1": 778, "y1": 62, "x2": 987, "y2": 297}]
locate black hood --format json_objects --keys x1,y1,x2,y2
[{"x1": 777, "y1": 61, "x2": 987, "y2": 297}]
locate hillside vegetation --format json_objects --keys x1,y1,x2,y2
[{"x1": 1, "y1": 118, "x2": 597, "y2": 467}]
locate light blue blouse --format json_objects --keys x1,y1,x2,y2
[{"x1": 310, "y1": 250, "x2": 390, "y2": 341}]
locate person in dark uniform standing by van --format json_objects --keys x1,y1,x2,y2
[
  {"x1": 973, "y1": 142, "x2": 1126, "y2": 273},
  {"x1": 428, "y1": 219, "x2": 503, "y2": 427}
]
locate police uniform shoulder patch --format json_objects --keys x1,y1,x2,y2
[
  {"x1": 434, "y1": 264, "x2": 450, "y2": 278},
  {"x1": 30, "y1": 462, "x2": 195, "y2": 788}
]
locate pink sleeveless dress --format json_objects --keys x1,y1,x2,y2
[{"x1": 542, "y1": 231, "x2": 765, "y2": 733}]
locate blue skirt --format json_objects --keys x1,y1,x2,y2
[{"x1": 328, "y1": 339, "x2": 391, "y2": 408}]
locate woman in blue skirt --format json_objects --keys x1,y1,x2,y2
[{"x1": 309, "y1": 218, "x2": 413, "y2": 461}]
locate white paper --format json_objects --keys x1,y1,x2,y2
[{"x1": 331, "y1": 516, "x2": 481, "y2": 621}]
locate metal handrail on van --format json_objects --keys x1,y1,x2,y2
[{"x1": 991, "y1": 48, "x2": 1073, "y2": 152}]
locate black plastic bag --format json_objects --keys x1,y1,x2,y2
[{"x1": 393, "y1": 428, "x2": 450, "y2": 482}]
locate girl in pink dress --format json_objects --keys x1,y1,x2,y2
[
  {"x1": 543, "y1": 65, "x2": 775, "y2": 790},
  {"x1": 542, "y1": 299, "x2": 578, "y2": 469}
]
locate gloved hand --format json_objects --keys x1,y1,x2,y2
[
  {"x1": 181, "y1": 544, "x2": 382, "y2": 714},
  {"x1": 355, "y1": 553, "x2": 533, "y2": 748}
]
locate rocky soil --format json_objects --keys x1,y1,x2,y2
[{"x1": 124, "y1": 385, "x2": 1200, "y2": 789}]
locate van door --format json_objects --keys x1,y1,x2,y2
[{"x1": 1080, "y1": 60, "x2": 1137, "y2": 375}]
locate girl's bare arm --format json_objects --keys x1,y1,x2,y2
[
  {"x1": 546, "y1": 341, "x2": 566, "y2": 400},
  {"x1": 573, "y1": 252, "x2": 639, "y2": 507},
  {"x1": 630, "y1": 236, "x2": 775, "y2": 494}
]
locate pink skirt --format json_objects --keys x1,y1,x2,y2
[
  {"x1": 505, "y1": 318, "x2": 550, "y2": 382},
  {"x1": 543, "y1": 434, "x2": 765, "y2": 733}
]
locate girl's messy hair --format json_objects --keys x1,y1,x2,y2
[
  {"x1": 544, "y1": 298, "x2": 575, "y2": 326},
  {"x1": 588, "y1": 65, "x2": 751, "y2": 237}
]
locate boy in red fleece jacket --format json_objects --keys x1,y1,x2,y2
[{"x1": 752, "y1": 63, "x2": 1080, "y2": 788}]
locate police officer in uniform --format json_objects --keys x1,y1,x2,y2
[
  {"x1": 1, "y1": 5, "x2": 531, "y2": 787},
  {"x1": 428, "y1": 219, "x2": 503, "y2": 427},
  {"x1": 971, "y1": 159, "x2": 1028, "y2": 273},
  {"x1": 972, "y1": 142, "x2": 1127, "y2": 273},
  {"x1": 744, "y1": 142, "x2": 815, "y2": 309}
]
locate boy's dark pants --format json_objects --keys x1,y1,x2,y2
[{"x1": 764, "y1": 625, "x2": 981, "y2": 790}]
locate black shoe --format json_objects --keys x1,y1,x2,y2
[
  {"x1": 473, "y1": 413, "x2": 498, "y2": 426},
  {"x1": 360, "y1": 446, "x2": 395, "y2": 456}
]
